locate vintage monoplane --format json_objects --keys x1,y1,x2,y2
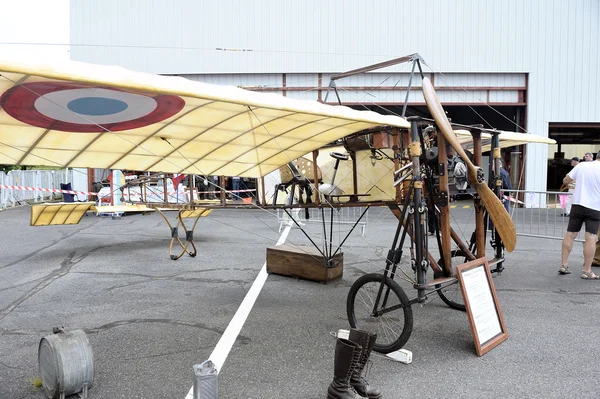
[{"x1": 0, "y1": 56, "x2": 555, "y2": 350}]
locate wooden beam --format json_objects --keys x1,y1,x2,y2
[
  {"x1": 471, "y1": 129, "x2": 486, "y2": 258},
  {"x1": 437, "y1": 135, "x2": 452, "y2": 276},
  {"x1": 312, "y1": 149, "x2": 320, "y2": 206}
]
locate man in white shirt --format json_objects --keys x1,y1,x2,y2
[{"x1": 559, "y1": 151, "x2": 600, "y2": 279}]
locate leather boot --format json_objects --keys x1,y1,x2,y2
[
  {"x1": 327, "y1": 338, "x2": 362, "y2": 399},
  {"x1": 348, "y1": 329, "x2": 382, "y2": 399}
]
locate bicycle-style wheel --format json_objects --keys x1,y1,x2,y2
[
  {"x1": 346, "y1": 273, "x2": 413, "y2": 354},
  {"x1": 436, "y1": 250, "x2": 468, "y2": 311}
]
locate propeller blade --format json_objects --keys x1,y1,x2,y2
[
  {"x1": 472, "y1": 182, "x2": 516, "y2": 252},
  {"x1": 422, "y1": 77, "x2": 516, "y2": 252}
]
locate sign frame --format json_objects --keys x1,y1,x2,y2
[{"x1": 456, "y1": 257, "x2": 508, "y2": 356}]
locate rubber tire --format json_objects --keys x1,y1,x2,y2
[
  {"x1": 347, "y1": 273, "x2": 413, "y2": 354},
  {"x1": 436, "y1": 250, "x2": 468, "y2": 311}
]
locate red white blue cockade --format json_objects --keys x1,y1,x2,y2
[{"x1": 0, "y1": 81, "x2": 185, "y2": 132}]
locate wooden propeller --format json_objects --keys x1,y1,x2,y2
[{"x1": 422, "y1": 77, "x2": 516, "y2": 252}]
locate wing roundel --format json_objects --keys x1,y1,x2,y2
[{"x1": 0, "y1": 81, "x2": 185, "y2": 133}]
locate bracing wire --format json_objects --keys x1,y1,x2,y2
[{"x1": 420, "y1": 60, "x2": 528, "y2": 133}]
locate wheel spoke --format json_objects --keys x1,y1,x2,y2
[{"x1": 347, "y1": 273, "x2": 413, "y2": 353}]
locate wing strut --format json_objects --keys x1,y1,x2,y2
[{"x1": 323, "y1": 53, "x2": 425, "y2": 118}]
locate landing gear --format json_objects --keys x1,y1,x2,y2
[
  {"x1": 346, "y1": 273, "x2": 413, "y2": 354},
  {"x1": 435, "y1": 250, "x2": 468, "y2": 311}
]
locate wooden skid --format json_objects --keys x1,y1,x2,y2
[{"x1": 180, "y1": 208, "x2": 212, "y2": 218}]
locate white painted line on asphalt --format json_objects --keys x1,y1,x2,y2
[{"x1": 185, "y1": 224, "x2": 292, "y2": 399}]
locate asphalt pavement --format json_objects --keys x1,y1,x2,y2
[{"x1": 0, "y1": 202, "x2": 599, "y2": 399}]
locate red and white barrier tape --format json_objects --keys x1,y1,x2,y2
[
  {"x1": 0, "y1": 184, "x2": 97, "y2": 196},
  {"x1": 125, "y1": 188, "x2": 256, "y2": 196},
  {"x1": 0, "y1": 184, "x2": 257, "y2": 197},
  {"x1": 188, "y1": 188, "x2": 257, "y2": 194}
]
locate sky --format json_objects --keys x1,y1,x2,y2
[{"x1": 0, "y1": 0, "x2": 70, "y2": 61}]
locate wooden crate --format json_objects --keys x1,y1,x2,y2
[{"x1": 266, "y1": 244, "x2": 343, "y2": 283}]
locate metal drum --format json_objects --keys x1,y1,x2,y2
[{"x1": 38, "y1": 329, "x2": 94, "y2": 399}]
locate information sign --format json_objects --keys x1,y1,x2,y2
[{"x1": 457, "y1": 258, "x2": 508, "y2": 356}]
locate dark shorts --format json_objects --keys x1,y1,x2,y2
[{"x1": 567, "y1": 205, "x2": 600, "y2": 234}]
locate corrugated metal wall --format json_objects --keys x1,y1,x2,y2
[
  {"x1": 185, "y1": 72, "x2": 525, "y2": 105},
  {"x1": 70, "y1": 0, "x2": 600, "y2": 191}
]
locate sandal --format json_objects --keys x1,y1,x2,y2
[
  {"x1": 581, "y1": 271, "x2": 600, "y2": 280},
  {"x1": 558, "y1": 265, "x2": 571, "y2": 275}
]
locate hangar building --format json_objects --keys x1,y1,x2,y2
[{"x1": 70, "y1": 0, "x2": 600, "y2": 192}]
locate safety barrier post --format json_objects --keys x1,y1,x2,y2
[
  {"x1": 35, "y1": 170, "x2": 41, "y2": 202},
  {"x1": 0, "y1": 172, "x2": 6, "y2": 209},
  {"x1": 6, "y1": 171, "x2": 16, "y2": 207}
]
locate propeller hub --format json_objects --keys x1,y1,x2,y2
[{"x1": 476, "y1": 167, "x2": 485, "y2": 183}]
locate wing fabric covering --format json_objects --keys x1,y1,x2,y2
[
  {"x1": 453, "y1": 129, "x2": 555, "y2": 152},
  {"x1": 0, "y1": 59, "x2": 409, "y2": 178}
]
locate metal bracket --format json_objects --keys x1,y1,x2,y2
[
  {"x1": 438, "y1": 191, "x2": 448, "y2": 207},
  {"x1": 326, "y1": 257, "x2": 336, "y2": 268}
]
